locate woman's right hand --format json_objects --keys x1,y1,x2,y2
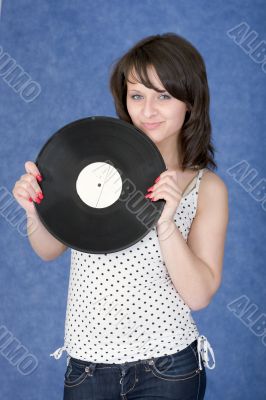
[{"x1": 12, "y1": 161, "x2": 44, "y2": 216}]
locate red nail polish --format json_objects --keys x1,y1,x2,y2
[
  {"x1": 29, "y1": 197, "x2": 33, "y2": 202},
  {"x1": 35, "y1": 197, "x2": 41, "y2": 204},
  {"x1": 145, "y1": 193, "x2": 152, "y2": 199},
  {"x1": 38, "y1": 192, "x2": 44, "y2": 199},
  {"x1": 36, "y1": 174, "x2": 42, "y2": 182},
  {"x1": 147, "y1": 185, "x2": 155, "y2": 192},
  {"x1": 154, "y1": 176, "x2": 160, "y2": 183}
]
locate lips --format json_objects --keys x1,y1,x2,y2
[{"x1": 142, "y1": 122, "x2": 162, "y2": 130}]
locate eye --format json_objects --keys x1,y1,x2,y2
[
  {"x1": 159, "y1": 94, "x2": 171, "y2": 100},
  {"x1": 130, "y1": 95, "x2": 142, "y2": 100}
]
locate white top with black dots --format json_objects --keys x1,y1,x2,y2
[{"x1": 51, "y1": 168, "x2": 207, "y2": 364}]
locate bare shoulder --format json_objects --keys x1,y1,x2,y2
[
  {"x1": 201, "y1": 168, "x2": 228, "y2": 191},
  {"x1": 197, "y1": 169, "x2": 229, "y2": 216}
]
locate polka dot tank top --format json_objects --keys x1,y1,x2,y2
[{"x1": 51, "y1": 168, "x2": 210, "y2": 364}]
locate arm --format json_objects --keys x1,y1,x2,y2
[
  {"x1": 157, "y1": 171, "x2": 229, "y2": 311},
  {"x1": 12, "y1": 161, "x2": 68, "y2": 262},
  {"x1": 26, "y1": 210, "x2": 68, "y2": 261}
]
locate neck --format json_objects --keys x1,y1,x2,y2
[
  {"x1": 156, "y1": 143, "x2": 181, "y2": 172},
  {"x1": 153, "y1": 131, "x2": 184, "y2": 171}
]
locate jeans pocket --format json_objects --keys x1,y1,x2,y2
[
  {"x1": 148, "y1": 344, "x2": 200, "y2": 381},
  {"x1": 64, "y1": 359, "x2": 92, "y2": 388}
]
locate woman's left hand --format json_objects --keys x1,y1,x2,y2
[{"x1": 145, "y1": 170, "x2": 183, "y2": 226}]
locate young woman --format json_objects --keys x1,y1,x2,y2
[{"x1": 12, "y1": 33, "x2": 229, "y2": 400}]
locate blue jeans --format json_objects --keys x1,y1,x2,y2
[{"x1": 63, "y1": 339, "x2": 206, "y2": 400}]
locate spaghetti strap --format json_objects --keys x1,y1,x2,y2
[{"x1": 195, "y1": 168, "x2": 206, "y2": 192}]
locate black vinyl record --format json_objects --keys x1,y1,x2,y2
[{"x1": 35, "y1": 116, "x2": 166, "y2": 253}]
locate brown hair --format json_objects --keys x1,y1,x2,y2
[{"x1": 109, "y1": 33, "x2": 217, "y2": 171}]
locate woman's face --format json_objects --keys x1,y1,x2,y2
[{"x1": 126, "y1": 66, "x2": 188, "y2": 146}]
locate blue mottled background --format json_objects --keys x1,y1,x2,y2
[{"x1": 0, "y1": 1, "x2": 266, "y2": 399}]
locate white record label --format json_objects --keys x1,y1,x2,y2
[{"x1": 76, "y1": 162, "x2": 122, "y2": 208}]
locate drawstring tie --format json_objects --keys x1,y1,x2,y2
[
  {"x1": 197, "y1": 335, "x2": 215, "y2": 370},
  {"x1": 50, "y1": 346, "x2": 66, "y2": 360}
]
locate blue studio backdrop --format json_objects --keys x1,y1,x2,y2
[{"x1": 0, "y1": 1, "x2": 265, "y2": 399}]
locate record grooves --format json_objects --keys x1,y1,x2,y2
[{"x1": 35, "y1": 116, "x2": 166, "y2": 253}]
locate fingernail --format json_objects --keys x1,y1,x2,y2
[
  {"x1": 154, "y1": 176, "x2": 160, "y2": 183},
  {"x1": 35, "y1": 197, "x2": 41, "y2": 204},
  {"x1": 36, "y1": 174, "x2": 42, "y2": 182},
  {"x1": 147, "y1": 185, "x2": 155, "y2": 192},
  {"x1": 145, "y1": 193, "x2": 152, "y2": 199},
  {"x1": 29, "y1": 197, "x2": 33, "y2": 202},
  {"x1": 37, "y1": 192, "x2": 44, "y2": 199},
  {"x1": 151, "y1": 197, "x2": 156, "y2": 201}
]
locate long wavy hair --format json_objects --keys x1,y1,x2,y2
[{"x1": 109, "y1": 33, "x2": 217, "y2": 171}]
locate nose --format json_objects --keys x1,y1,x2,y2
[{"x1": 142, "y1": 98, "x2": 158, "y2": 119}]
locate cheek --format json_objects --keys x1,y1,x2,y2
[
  {"x1": 126, "y1": 98, "x2": 133, "y2": 113},
  {"x1": 126, "y1": 100, "x2": 139, "y2": 119},
  {"x1": 168, "y1": 106, "x2": 187, "y2": 122}
]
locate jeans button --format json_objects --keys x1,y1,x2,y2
[{"x1": 85, "y1": 366, "x2": 90, "y2": 373}]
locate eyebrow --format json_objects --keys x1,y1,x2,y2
[{"x1": 127, "y1": 89, "x2": 167, "y2": 93}]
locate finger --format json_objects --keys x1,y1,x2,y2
[
  {"x1": 19, "y1": 178, "x2": 43, "y2": 201},
  {"x1": 152, "y1": 193, "x2": 179, "y2": 204},
  {"x1": 155, "y1": 169, "x2": 177, "y2": 181},
  {"x1": 152, "y1": 173, "x2": 180, "y2": 190},
  {"x1": 148, "y1": 181, "x2": 182, "y2": 197},
  {"x1": 21, "y1": 173, "x2": 43, "y2": 193},
  {"x1": 151, "y1": 186, "x2": 182, "y2": 202},
  {"x1": 14, "y1": 186, "x2": 35, "y2": 202},
  {"x1": 24, "y1": 161, "x2": 43, "y2": 182},
  {"x1": 152, "y1": 191, "x2": 177, "y2": 203}
]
